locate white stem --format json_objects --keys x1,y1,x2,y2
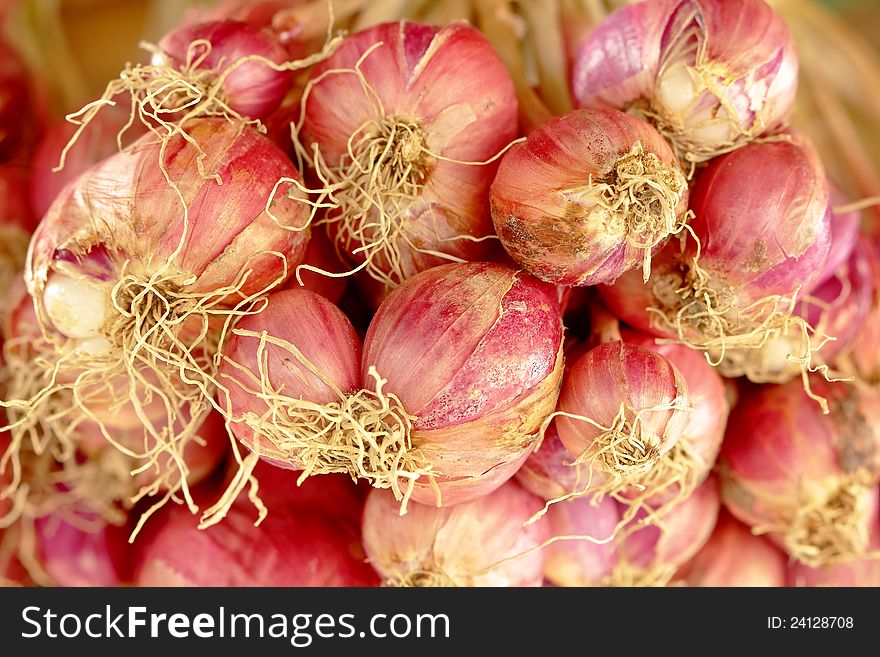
[{"x1": 43, "y1": 271, "x2": 108, "y2": 339}]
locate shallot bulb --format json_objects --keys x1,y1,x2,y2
[
  {"x1": 3, "y1": 279, "x2": 227, "y2": 529},
  {"x1": 721, "y1": 378, "x2": 880, "y2": 567},
  {"x1": 523, "y1": 330, "x2": 725, "y2": 522},
  {"x1": 22, "y1": 120, "x2": 309, "y2": 514},
  {"x1": 297, "y1": 21, "x2": 517, "y2": 288},
  {"x1": 490, "y1": 109, "x2": 688, "y2": 287},
  {"x1": 57, "y1": 19, "x2": 335, "y2": 170},
  {"x1": 516, "y1": 424, "x2": 589, "y2": 502},
  {"x1": 362, "y1": 263, "x2": 563, "y2": 506},
  {"x1": 573, "y1": 0, "x2": 798, "y2": 164},
  {"x1": 135, "y1": 475, "x2": 378, "y2": 586},
  {"x1": 36, "y1": 512, "x2": 130, "y2": 586},
  {"x1": 362, "y1": 482, "x2": 549, "y2": 587},
  {"x1": 555, "y1": 341, "x2": 690, "y2": 492},
  {"x1": 599, "y1": 138, "x2": 831, "y2": 398},
  {"x1": 619, "y1": 329, "x2": 728, "y2": 503},
  {"x1": 836, "y1": 239, "x2": 880, "y2": 386},
  {"x1": 222, "y1": 263, "x2": 564, "y2": 510},
  {"x1": 676, "y1": 510, "x2": 787, "y2": 586},
  {"x1": 545, "y1": 476, "x2": 720, "y2": 586},
  {"x1": 154, "y1": 20, "x2": 293, "y2": 120}
]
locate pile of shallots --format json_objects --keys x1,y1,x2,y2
[{"x1": 1, "y1": 0, "x2": 878, "y2": 588}]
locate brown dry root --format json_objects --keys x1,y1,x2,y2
[
  {"x1": 781, "y1": 472, "x2": 877, "y2": 568},
  {"x1": 279, "y1": 43, "x2": 513, "y2": 289},
  {"x1": 216, "y1": 328, "x2": 433, "y2": 523},
  {"x1": 55, "y1": 33, "x2": 343, "y2": 181},
  {"x1": 599, "y1": 560, "x2": 678, "y2": 588},
  {"x1": 382, "y1": 568, "x2": 458, "y2": 587},
  {"x1": 583, "y1": 141, "x2": 689, "y2": 281},
  {"x1": 7, "y1": 257, "x2": 288, "y2": 537},
  {"x1": 649, "y1": 253, "x2": 835, "y2": 412}
]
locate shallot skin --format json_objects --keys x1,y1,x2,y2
[
  {"x1": 721, "y1": 379, "x2": 880, "y2": 566},
  {"x1": 29, "y1": 120, "x2": 309, "y2": 307},
  {"x1": 219, "y1": 288, "x2": 362, "y2": 467},
  {"x1": 574, "y1": 0, "x2": 797, "y2": 163},
  {"x1": 135, "y1": 477, "x2": 378, "y2": 587},
  {"x1": 363, "y1": 262, "x2": 564, "y2": 506},
  {"x1": 362, "y1": 482, "x2": 549, "y2": 587},
  {"x1": 676, "y1": 510, "x2": 787, "y2": 587},
  {"x1": 157, "y1": 20, "x2": 293, "y2": 120},
  {"x1": 490, "y1": 109, "x2": 688, "y2": 287}
]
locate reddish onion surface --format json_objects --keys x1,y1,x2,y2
[
  {"x1": 154, "y1": 20, "x2": 293, "y2": 121},
  {"x1": 23, "y1": 120, "x2": 309, "y2": 516},
  {"x1": 516, "y1": 424, "x2": 589, "y2": 502},
  {"x1": 675, "y1": 509, "x2": 787, "y2": 586},
  {"x1": 30, "y1": 108, "x2": 145, "y2": 219},
  {"x1": 282, "y1": 228, "x2": 348, "y2": 303},
  {"x1": 721, "y1": 378, "x2": 880, "y2": 567},
  {"x1": 297, "y1": 21, "x2": 517, "y2": 288},
  {"x1": 0, "y1": 38, "x2": 31, "y2": 160},
  {"x1": 36, "y1": 512, "x2": 130, "y2": 586},
  {"x1": 490, "y1": 108, "x2": 688, "y2": 287},
  {"x1": 545, "y1": 476, "x2": 720, "y2": 586},
  {"x1": 362, "y1": 482, "x2": 549, "y2": 587},
  {"x1": 554, "y1": 341, "x2": 690, "y2": 495},
  {"x1": 222, "y1": 263, "x2": 564, "y2": 510},
  {"x1": 134, "y1": 475, "x2": 378, "y2": 586},
  {"x1": 836, "y1": 239, "x2": 880, "y2": 385},
  {"x1": 573, "y1": 0, "x2": 797, "y2": 165},
  {"x1": 363, "y1": 262, "x2": 563, "y2": 506},
  {"x1": 599, "y1": 138, "x2": 831, "y2": 394}
]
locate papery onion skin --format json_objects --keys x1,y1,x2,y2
[
  {"x1": 720, "y1": 378, "x2": 880, "y2": 566},
  {"x1": 490, "y1": 108, "x2": 688, "y2": 287},
  {"x1": 821, "y1": 185, "x2": 861, "y2": 282},
  {"x1": 30, "y1": 109, "x2": 145, "y2": 219},
  {"x1": 799, "y1": 238, "x2": 873, "y2": 363},
  {"x1": 618, "y1": 475, "x2": 720, "y2": 574},
  {"x1": 0, "y1": 166, "x2": 35, "y2": 311},
  {"x1": 543, "y1": 494, "x2": 619, "y2": 586},
  {"x1": 28, "y1": 119, "x2": 310, "y2": 335},
  {"x1": 554, "y1": 341, "x2": 689, "y2": 481},
  {"x1": 300, "y1": 21, "x2": 517, "y2": 285},
  {"x1": 621, "y1": 329, "x2": 728, "y2": 497},
  {"x1": 516, "y1": 424, "x2": 589, "y2": 502},
  {"x1": 363, "y1": 482, "x2": 549, "y2": 587},
  {"x1": 684, "y1": 137, "x2": 830, "y2": 302},
  {"x1": 135, "y1": 476, "x2": 378, "y2": 586},
  {"x1": 219, "y1": 288, "x2": 361, "y2": 467},
  {"x1": 282, "y1": 229, "x2": 348, "y2": 304},
  {"x1": 363, "y1": 262, "x2": 564, "y2": 506},
  {"x1": 571, "y1": 0, "x2": 673, "y2": 110},
  {"x1": 157, "y1": 20, "x2": 293, "y2": 120},
  {"x1": 36, "y1": 514, "x2": 130, "y2": 587},
  {"x1": 599, "y1": 138, "x2": 831, "y2": 358},
  {"x1": 836, "y1": 240, "x2": 880, "y2": 385},
  {"x1": 574, "y1": 0, "x2": 798, "y2": 164},
  {"x1": 676, "y1": 509, "x2": 787, "y2": 586}
]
